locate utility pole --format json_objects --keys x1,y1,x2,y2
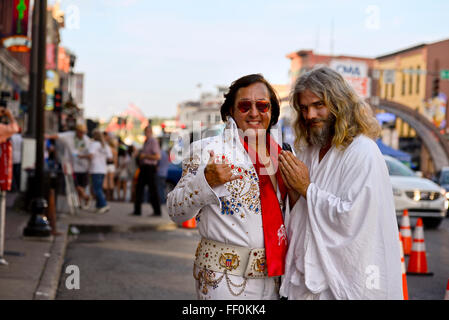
[
  {"x1": 23, "y1": 0, "x2": 52, "y2": 237},
  {"x1": 26, "y1": 0, "x2": 39, "y2": 137}
]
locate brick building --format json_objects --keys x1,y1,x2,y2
[{"x1": 375, "y1": 38, "x2": 449, "y2": 173}]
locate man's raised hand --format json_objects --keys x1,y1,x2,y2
[{"x1": 204, "y1": 150, "x2": 239, "y2": 188}]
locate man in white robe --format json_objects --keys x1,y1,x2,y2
[{"x1": 279, "y1": 66, "x2": 403, "y2": 300}]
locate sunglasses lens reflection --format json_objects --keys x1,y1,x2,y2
[
  {"x1": 237, "y1": 101, "x2": 252, "y2": 113},
  {"x1": 255, "y1": 101, "x2": 270, "y2": 113},
  {"x1": 237, "y1": 101, "x2": 270, "y2": 113}
]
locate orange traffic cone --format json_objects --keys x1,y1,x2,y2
[
  {"x1": 182, "y1": 217, "x2": 197, "y2": 229},
  {"x1": 400, "y1": 209, "x2": 412, "y2": 255},
  {"x1": 406, "y1": 218, "x2": 433, "y2": 276},
  {"x1": 444, "y1": 279, "x2": 449, "y2": 300},
  {"x1": 398, "y1": 233, "x2": 409, "y2": 300}
]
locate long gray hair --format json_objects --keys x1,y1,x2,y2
[{"x1": 291, "y1": 65, "x2": 381, "y2": 150}]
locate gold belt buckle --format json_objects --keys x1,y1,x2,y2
[{"x1": 244, "y1": 248, "x2": 268, "y2": 279}]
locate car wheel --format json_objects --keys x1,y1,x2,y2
[{"x1": 422, "y1": 217, "x2": 443, "y2": 229}]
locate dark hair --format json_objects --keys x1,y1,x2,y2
[
  {"x1": 118, "y1": 143, "x2": 127, "y2": 157},
  {"x1": 220, "y1": 74, "x2": 280, "y2": 130},
  {"x1": 127, "y1": 145, "x2": 135, "y2": 156}
]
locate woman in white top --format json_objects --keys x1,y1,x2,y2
[
  {"x1": 86, "y1": 129, "x2": 112, "y2": 214},
  {"x1": 103, "y1": 132, "x2": 117, "y2": 201},
  {"x1": 115, "y1": 143, "x2": 131, "y2": 201}
]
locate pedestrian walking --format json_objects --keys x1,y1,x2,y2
[
  {"x1": 0, "y1": 106, "x2": 19, "y2": 266},
  {"x1": 0, "y1": 107, "x2": 19, "y2": 140},
  {"x1": 132, "y1": 125, "x2": 161, "y2": 216},
  {"x1": 156, "y1": 140, "x2": 170, "y2": 205},
  {"x1": 86, "y1": 129, "x2": 112, "y2": 214},
  {"x1": 46, "y1": 123, "x2": 92, "y2": 209},
  {"x1": 127, "y1": 145, "x2": 138, "y2": 203},
  {"x1": 103, "y1": 132, "x2": 117, "y2": 201},
  {"x1": 116, "y1": 143, "x2": 130, "y2": 201},
  {"x1": 45, "y1": 137, "x2": 59, "y2": 170},
  {"x1": 11, "y1": 128, "x2": 22, "y2": 192}
]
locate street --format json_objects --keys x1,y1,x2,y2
[
  {"x1": 56, "y1": 226, "x2": 200, "y2": 300},
  {"x1": 406, "y1": 217, "x2": 449, "y2": 300},
  {"x1": 56, "y1": 216, "x2": 449, "y2": 300}
]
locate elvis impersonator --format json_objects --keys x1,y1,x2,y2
[
  {"x1": 278, "y1": 66, "x2": 403, "y2": 299},
  {"x1": 168, "y1": 74, "x2": 289, "y2": 299}
]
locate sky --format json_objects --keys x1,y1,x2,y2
[{"x1": 54, "y1": 0, "x2": 449, "y2": 121}]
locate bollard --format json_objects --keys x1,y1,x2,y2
[{"x1": 47, "y1": 188, "x2": 61, "y2": 236}]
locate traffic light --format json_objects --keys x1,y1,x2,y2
[
  {"x1": 54, "y1": 89, "x2": 62, "y2": 112},
  {"x1": 432, "y1": 77, "x2": 440, "y2": 97}
]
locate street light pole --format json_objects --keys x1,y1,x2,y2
[{"x1": 23, "y1": 0, "x2": 51, "y2": 237}]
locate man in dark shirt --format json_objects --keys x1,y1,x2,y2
[{"x1": 133, "y1": 125, "x2": 161, "y2": 216}]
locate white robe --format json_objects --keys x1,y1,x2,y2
[{"x1": 280, "y1": 135, "x2": 403, "y2": 300}]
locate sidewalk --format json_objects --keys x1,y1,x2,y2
[{"x1": 0, "y1": 193, "x2": 177, "y2": 300}]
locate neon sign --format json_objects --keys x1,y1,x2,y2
[{"x1": 1, "y1": 0, "x2": 31, "y2": 52}]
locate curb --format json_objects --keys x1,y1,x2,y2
[
  {"x1": 33, "y1": 222, "x2": 69, "y2": 300},
  {"x1": 33, "y1": 225, "x2": 69, "y2": 300}
]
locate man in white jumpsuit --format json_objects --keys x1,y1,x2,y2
[
  {"x1": 168, "y1": 74, "x2": 289, "y2": 300},
  {"x1": 279, "y1": 66, "x2": 403, "y2": 300}
]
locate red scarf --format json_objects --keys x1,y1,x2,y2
[{"x1": 241, "y1": 134, "x2": 287, "y2": 277}]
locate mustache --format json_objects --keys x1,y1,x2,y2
[
  {"x1": 305, "y1": 113, "x2": 336, "y2": 126},
  {"x1": 306, "y1": 118, "x2": 327, "y2": 126}
]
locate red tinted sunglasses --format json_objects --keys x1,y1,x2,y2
[{"x1": 236, "y1": 100, "x2": 271, "y2": 113}]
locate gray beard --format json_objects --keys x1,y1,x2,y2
[{"x1": 306, "y1": 117, "x2": 335, "y2": 147}]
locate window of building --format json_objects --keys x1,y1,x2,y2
[
  {"x1": 391, "y1": 83, "x2": 395, "y2": 99},
  {"x1": 377, "y1": 74, "x2": 382, "y2": 97},
  {"x1": 408, "y1": 69, "x2": 413, "y2": 95},
  {"x1": 416, "y1": 66, "x2": 421, "y2": 95},
  {"x1": 401, "y1": 72, "x2": 406, "y2": 96},
  {"x1": 0, "y1": 2, "x2": 5, "y2": 31}
]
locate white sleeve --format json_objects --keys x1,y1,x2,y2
[
  {"x1": 87, "y1": 141, "x2": 97, "y2": 155},
  {"x1": 56, "y1": 132, "x2": 70, "y2": 151},
  {"x1": 303, "y1": 143, "x2": 402, "y2": 299},
  {"x1": 84, "y1": 136, "x2": 92, "y2": 150},
  {"x1": 167, "y1": 141, "x2": 227, "y2": 224},
  {"x1": 106, "y1": 145, "x2": 113, "y2": 158}
]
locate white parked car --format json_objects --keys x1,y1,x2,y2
[
  {"x1": 432, "y1": 166, "x2": 449, "y2": 215},
  {"x1": 384, "y1": 155, "x2": 448, "y2": 229}
]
